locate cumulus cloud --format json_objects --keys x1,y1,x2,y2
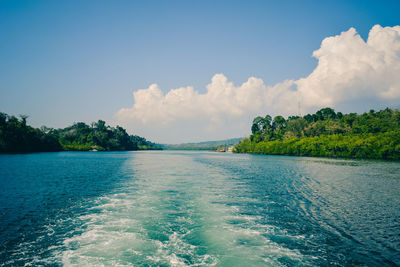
[
  {"x1": 116, "y1": 75, "x2": 297, "y2": 142},
  {"x1": 116, "y1": 25, "x2": 400, "y2": 143},
  {"x1": 296, "y1": 25, "x2": 400, "y2": 108}
]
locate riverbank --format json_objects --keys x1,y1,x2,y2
[
  {"x1": 0, "y1": 112, "x2": 161, "y2": 153},
  {"x1": 235, "y1": 108, "x2": 400, "y2": 160},
  {"x1": 234, "y1": 130, "x2": 400, "y2": 160}
]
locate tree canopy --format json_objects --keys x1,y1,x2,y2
[
  {"x1": 0, "y1": 113, "x2": 161, "y2": 153},
  {"x1": 235, "y1": 108, "x2": 400, "y2": 160}
]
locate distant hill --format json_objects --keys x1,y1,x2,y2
[{"x1": 163, "y1": 138, "x2": 243, "y2": 150}]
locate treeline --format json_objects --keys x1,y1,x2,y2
[
  {"x1": 0, "y1": 112, "x2": 161, "y2": 153},
  {"x1": 0, "y1": 113, "x2": 61, "y2": 153},
  {"x1": 234, "y1": 108, "x2": 400, "y2": 160},
  {"x1": 163, "y1": 138, "x2": 242, "y2": 150}
]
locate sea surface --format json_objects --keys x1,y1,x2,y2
[{"x1": 0, "y1": 151, "x2": 399, "y2": 266}]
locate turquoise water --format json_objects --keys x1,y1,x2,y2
[{"x1": 0, "y1": 151, "x2": 399, "y2": 266}]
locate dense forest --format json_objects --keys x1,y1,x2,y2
[
  {"x1": 0, "y1": 112, "x2": 161, "y2": 153},
  {"x1": 234, "y1": 108, "x2": 400, "y2": 160}
]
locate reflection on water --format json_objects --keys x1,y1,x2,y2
[{"x1": 0, "y1": 151, "x2": 399, "y2": 266}]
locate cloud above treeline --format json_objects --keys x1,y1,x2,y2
[{"x1": 116, "y1": 25, "x2": 400, "y2": 143}]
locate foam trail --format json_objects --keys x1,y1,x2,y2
[{"x1": 61, "y1": 152, "x2": 304, "y2": 266}]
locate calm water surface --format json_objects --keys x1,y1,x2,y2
[{"x1": 0, "y1": 151, "x2": 399, "y2": 266}]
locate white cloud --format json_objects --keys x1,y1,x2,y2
[
  {"x1": 116, "y1": 25, "x2": 400, "y2": 143},
  {"x1": 296, "y1": 25, "x2": 400, "y2": 106}
]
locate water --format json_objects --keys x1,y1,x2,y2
[{"x1": 0, "y1": 151, "x2": 399, "y2": 266}]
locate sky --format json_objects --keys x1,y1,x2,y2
[{"x1": 1, "y1": 0, "x2": 400, "y2": 143}]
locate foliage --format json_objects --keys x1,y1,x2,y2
[
  {"x1": 234, "y1": 108, "x2": 400, "y2": 160},
  {"x1": 0, "y1": 113, "x2": 161, "y2": 153},
  {"x1": 0, "y1": 113, "x2": 61, "y2": 153},
  {"x1": 130, "y1": 135, "x2": 163, "y2": 150},
  {"x1": 57, "y1": 120, "x2": 139, "y2": 151}
]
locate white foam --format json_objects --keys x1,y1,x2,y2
[{"x1": 59, "y1": 152, "x2": 308, "y2": 266}]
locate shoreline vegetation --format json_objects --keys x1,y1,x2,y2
[
  {"x1": 2, "y1": 107, "x2": 399, "y2": 159},
  {"x1": 162, "y1": 138, "x2": 241, "y2": 151},
  {"x1": 0, "y1": 113, "x2": 161, "y2": 153},
  {"x1": 233, "y1": 107, "x2": 400, "y2": 160}
]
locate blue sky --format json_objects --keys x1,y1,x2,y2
[{"x1": 1, "y1": 0, "x2": 400, "y2": 142}]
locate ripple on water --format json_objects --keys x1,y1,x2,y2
[
  {"x1": 60, "y1": 152, "x2": 309, "y2": 266},
  {"x1": 1, "y1": 151, "x2": 399, "y2": 266}
]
